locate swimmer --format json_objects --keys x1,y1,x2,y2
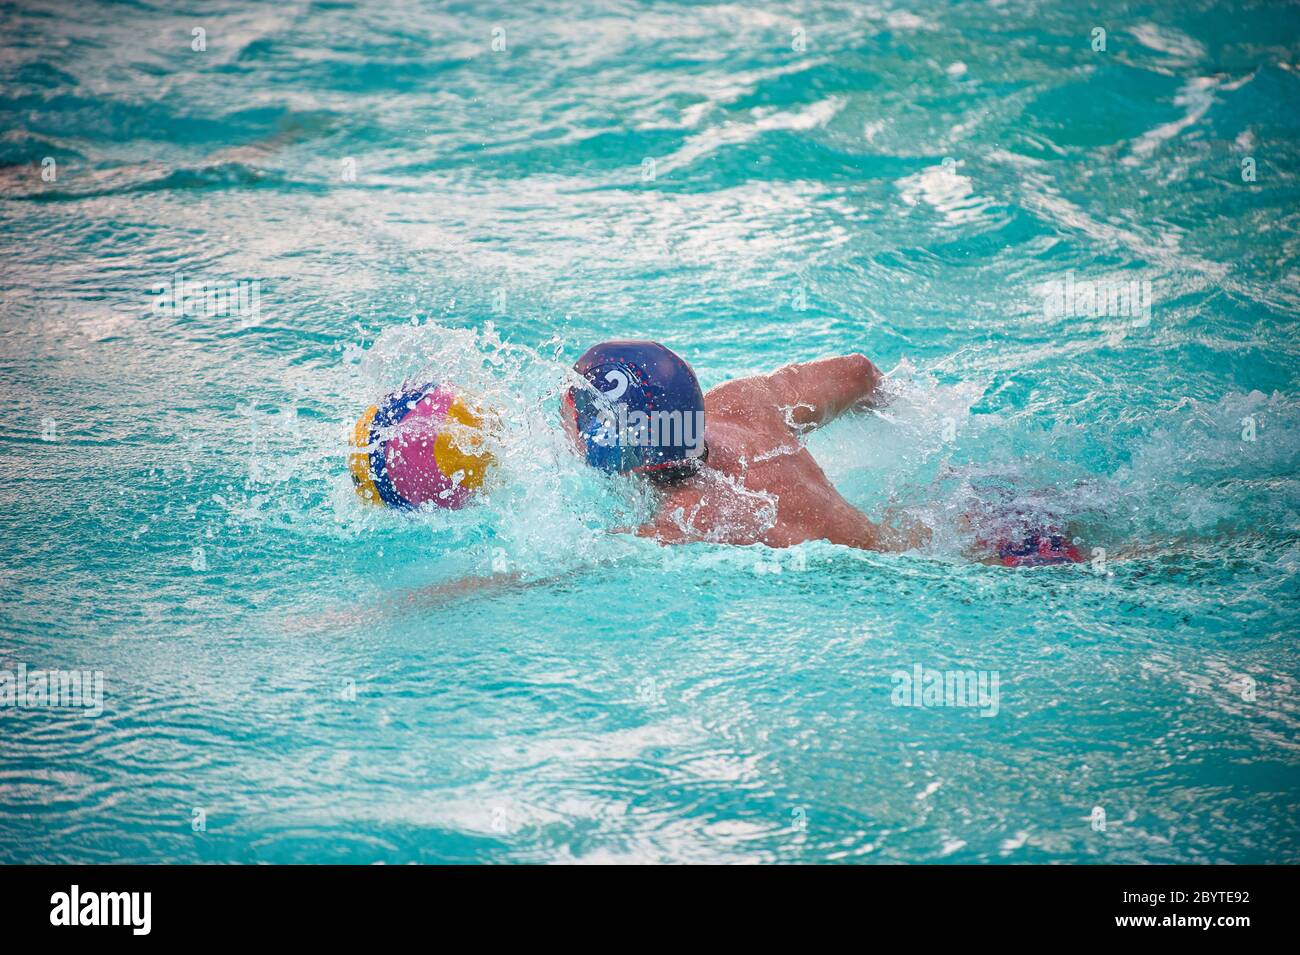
[
  {"x1": 563, "y1": 340, "x2": 932, "y2": 552},
  {"x1": 565, "y1": 340, "x2": 1086, "y2": 566},
  {"x1": 304, "y1": 340, "x2": 1077, "y2": 630}
]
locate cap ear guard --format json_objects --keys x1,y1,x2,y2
[
  {"x1": 579, "y1": 412, "x2": 633, "y2": 472},
  {"x1": 568, "y1": 376, "x2": 629, "y2": 473}
]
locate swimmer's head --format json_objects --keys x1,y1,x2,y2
[{"x1": 562, "y1": 340, "x2": 707, "y2": 485}]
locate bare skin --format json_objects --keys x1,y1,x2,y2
[{"x1": 638, "y1": 354, "x2": 930, "y2": 552}]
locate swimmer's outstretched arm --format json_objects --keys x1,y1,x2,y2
[
  {"x1": 280, "y1": 572, "x2": 563, "y2": 635},
  {"x1": 402, "y1": 571, "x2": 541, "y2": 607},
  {"x1": 710, "y1": 353, "x2": 885, "y2": 432}
]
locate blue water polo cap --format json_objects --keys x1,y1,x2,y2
[{"x1": 564, "y1": 340, "x2": 707, "y2": 478}]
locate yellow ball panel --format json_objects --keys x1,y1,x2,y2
[
  {"x1": 348, "y1": 405, "x2": 382, "y2": 504},
  {"x1": 436, "y1": 399, "x2": 495, "y2": 491}
]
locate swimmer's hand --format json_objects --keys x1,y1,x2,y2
[
  {"x1": 876, "y1": 518, "x2": 932, "y2": 552},
  {"x1": 874, "y1": 507, "x2": 932, "y2": 552}
]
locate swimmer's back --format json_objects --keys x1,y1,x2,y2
[{"x1": 640, "y1": 360, "x2": 915, "y2": 550}]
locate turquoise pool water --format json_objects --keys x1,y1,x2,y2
[{"x1": 2, "y1": 0, "x2": 1298, "y2": 864}]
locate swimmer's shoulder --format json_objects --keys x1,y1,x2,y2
[
  {"x1": 705, "y1": 376, "x2": 779, "y2": 419},
  {"x1": 705, "y1": 385, "x2": 791, "y2": 455}
]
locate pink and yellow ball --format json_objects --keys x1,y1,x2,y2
[{"x1": 348, "y1": 384, "x2": 494, "y2": 510}]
